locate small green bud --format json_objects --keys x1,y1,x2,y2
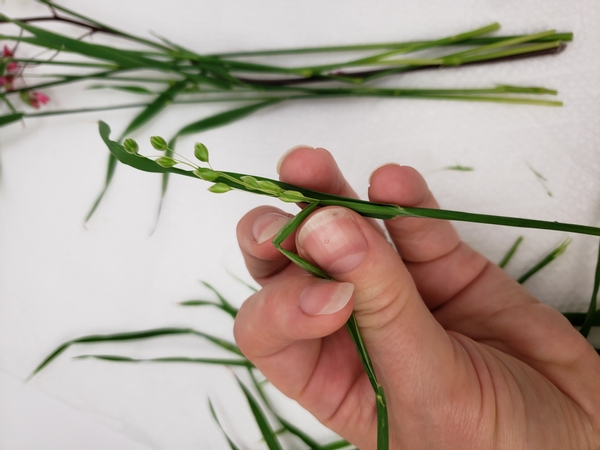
[
  {"x1": 123, "y1": 138, "x2": 139, "y2": 154},
  {"x1": 155, "y1": 156, "x2": 176, "y2": 168},
  {"x1": 208, "y1": 182, "x2": 232, "y2": 194},
  {"x1": 150, "y1": 136, "x2": 168, "y2": 151},
  {"x1": 278, "y1": 190, "x2": 309, "y2": 203},
  {"x1": 194, "y1": 142, "x2": 209, "y2": 163},
  {"x1": 240, "y1": 175, "x2": 260, "y2": 190},
  {"x1": 193, "y1": 167, "x2": 219, "y2": 181},
  {"x1": 256, "y1": 180, "x2": 283, "y2": 194}
]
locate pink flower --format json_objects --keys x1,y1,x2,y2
[
  {"x1": 6, "y1": 61, "x2": 19, "y2": 73},
  {"x1": 0, "y1": 75, "x2": 14, "y2": 91},
  {"x1": 2, "y1": 45, "x2": 14, "y2": 58},
  {"x1": 19, "y1": 90, "x2": 50, "y2": 109}
]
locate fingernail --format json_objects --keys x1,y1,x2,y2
[
  {"x1": 276, "y1": 145, "x2": 314, "y2": 174},
  {"x1": 298, "y1": 208, "x2": 368, "y2": 274},
  {"x1": 299, "y1": 281, "x2": 354, "y2": 316},
  {"x1": 252, "y1": 212, "x2": 291, "y2": 244}
]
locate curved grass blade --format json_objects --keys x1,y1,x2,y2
[
  {"x1": 580, "y1": 240, "x2": 600, "y2": 337},
  {"x1": 235, "y1": 377, "x2": 283, "y2": 450},
  {"x1": 88, "y1": 84, "x2": 155, "y2": 95},
  {"x1": 274, "y1": 414, "x2": 322, "y2": 449},
  {"x1": 199, "y1": 281, "x2": 238, "y2": 318},
  {"x1": 208, "y1": 398, "x2": 241, "y2": 450},
  {"x1": 499, "y1": 236, "x2": 524, "y2": 268},
  {"x1": 100, "y1": 121, "x2": 600, "y2": 238},
  {"x1": 517, "y1": 238, "x2": 570, "y2": 284},
  {"x1": 28, "y1": 327, "x2": 241, "y2": 381},
  {"x1": 74, "y1": 354, "x2": 253, "y2": 367}
]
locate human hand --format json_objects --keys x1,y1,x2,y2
[{"x1": 234, "y1": 146, "x2": 600, "y2": 449}]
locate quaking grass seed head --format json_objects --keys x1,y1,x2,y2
[
  {"x1": 194, "y1": 142, "x2": 209, "y2": 163},
  {"x1": 208, "y1": 182, "x2": 232, "y2": 194},
  {"x1": 155, "y1": 156, "x2": 177, "y2": 168},
  {"x1": 123, "y1": 138, "x2": 139, "y2": 155},
  {"x1": 150, "y1": 136, "x2": 168, "y2": 151},
  {"x1": 194, "y1": 167, "x2": 219, "y2": 181}
]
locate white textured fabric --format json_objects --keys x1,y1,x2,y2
[{"x1": 1, "y1": 0, "x2": 599, "y2": 448}]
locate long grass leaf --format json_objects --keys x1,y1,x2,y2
[
  {"x1": 84, "y1": 154, "x2": 118, "y2": 223},
  {"x1": 208, "y1": 399, "x2": 242, "y2": 450},
  {"x1": 517, "y1": 238, "x2": 570, "y2": 284},
  {"x1": 235, "y1": 378, "x2": 283, "y2": 450},
  {"x1": 580, "y1": 240, "x2": 600, "y2": 337},
  {"x1": 29, "y1": 327, "x2": 241, "y2": 380},
  {"x1": 0, "y1": 112, "x2": 24, "y2": 127},
  {"x1": 498, "y1": 236, "x2": 524, "y2": 268},
  {"x1": 99, "y1": 121, "x2": 600, "y2": 238},
  {"x1": 274, "y1": 415, "x2": 322, "y2": 449},
  {"x1": 74, "y1": 355, "x2": 253, "y2": 367}
]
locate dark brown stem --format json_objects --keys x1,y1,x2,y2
[
  {"x1": 237, "y1": 44, "x2": 567, "y2": 86},
  {"x1": 0, "y1": 14, "x2": 111, "y2": 35}
]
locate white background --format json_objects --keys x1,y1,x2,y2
[{"x1": 1, "y1": 0, "x2": 599, "y2": 448}]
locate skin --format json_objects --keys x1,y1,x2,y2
[{"x1": 233, "y1": 146, "x2": 600, "y2": 450}]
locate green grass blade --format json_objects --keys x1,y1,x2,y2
[
  {"x1": 119, "y1": 80, "x2": 188, "y2": 140},
  {"x1": 200, "y1": 281, "x2": 238, "y2": 318},
  {"x1": 498, "y1": 236, "x2": 524, "y2": 268},
  {"x1": 563, "y1": 310, "x2": 600, "y2": 327},
  {"x1": 235, "y1": 377, "x2": 283, "y2": 450},
  {"x1": 170, "y1": 99, "x2": 282, "y2": 141},
  {"x1": 274, "y1": 415, "x2": 322, "y2": 449},
  {"x1": 208, "y1": 399, "x2": 242, "y2": 450},
  {"x1": 319, "y1": 441, "x2": 356, "y2": 450},
  {"x1": 580, "y1": 240, "x2": 600, "y2": 337},
  {"x1": 84, "y1": 153, "x2": 118, "y2": 223},
  {"x1": 0, "y1": 112, "x2": 24, "y2": 127},
  {"x1": 28, "y1": 327, "x2": 241, "y2": 380},
  {"x1": 88, "y1": 84, "x2": 155, "y2": 95},
  {"x1": 99, "y1": 122, "x2": 600, "y2": 238},
  {"x1": 38, "y1": 0, "x2": 171, "y2": 51},
  {"x1": 517, "y1": 238, "x2": 570, "y2": 284},
  {"x1": 74, "y1": 355, "x2": 253, "y2": 367}
]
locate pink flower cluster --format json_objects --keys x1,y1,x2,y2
[{"x1": 1, "y1": 44, "x2": 50, "y2": 109}]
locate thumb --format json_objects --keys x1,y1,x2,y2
[{"x1": 296, "y1": 206, "x2": 458, "y2": 394}]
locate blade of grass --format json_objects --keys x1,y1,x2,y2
[
  {"x1": 235, "y1": 377, "x2": 283, "y2": 450},
  {"x1": 499, "y1": 236, "x2": 524, "y2": 268},
  {"x1": 563, "y1": 310, "x2": 600, "y2": 327},
  {"x1": 208, "y1": 398, "x2": 242, "y2": 450},
  {"x1": 0, "y1": 112, "x2": 24, "y2": 127},
  {"x1": 74, "y1": 354, "x2": 253, "y2": 367},
  {"x1": 28, "y1": 327, "x2": 241, "y2": 381},
  {"x1": 274, "y1": 414, "x2": 322, "y2": 449},
  {"x1": 517, "y1": 238, "x2": 570, "y2": 284},
  {"x1": 580, "y1": 240, "x2": 600, "y2": 337},
  {"x1": 99, "y1": 121, "x2": 600, "y2": 238},
  {"x1": 200, "y1": 281, "x2": 238, "y2": 318}
]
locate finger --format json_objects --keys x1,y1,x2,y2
[
  {"x1": 368, "y1": 165, "x2": 600, "y2": 414},
  {"x1": 278, "y1": 146, "x2": 359, "y2": 198},
  {"x1": 295, "y1": 206, "x2": 461, "y2": 409},
  {"x1": 233, "y1": 275, "x2": 379, "y2": 448},
  {"x1": 368, "y1": 164, "x2": 488, "y2": 309},
  {"x1": 236, "y1": 205, "x2": 305, "y2": 284}
]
